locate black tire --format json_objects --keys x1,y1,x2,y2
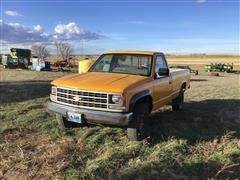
[
  {"x1": 127, "y1": 103, "x2": 149, "y2": 141},
  {"x1": 172, "y1": 90, "x2": 184, "y2": 111},
  {"x1": 55, "y1": 113, "x2": 80, "y2": 129}
]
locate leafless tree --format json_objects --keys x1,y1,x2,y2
[
  {"x1": 31, "y1": 44, "x2": 50, "y2": 63},
  {"x1": 54, "y1": 41, "x2": 73, "y2": 70}
]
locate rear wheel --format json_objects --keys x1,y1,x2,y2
[
  {"x1": 172, "y1": 90, "x2": 184, "y2": 111},
  {"x1": 55, "y1": 113, "x2": 80, "y2": 129},
  {"x1": 127, "y1": 103, "x2": 149, "y2": 141}
]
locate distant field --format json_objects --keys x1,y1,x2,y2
[
  {"x1": 168, "y1": 57, "x2": 240, "y2": 65},
  {"x1": 168, "y1": 56, "x2": 240, "y2": 68},
  {"x1": 50, "y1": 54, "x2": 240, "y2": 70},
  {"x1": 167, "y1": 55, "x2": 240, "y2": 70},
  {"x1": 0, "y1": 68, "x2": 240, "y2": 179}
]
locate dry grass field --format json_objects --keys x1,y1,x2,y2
[
  {"x1": 51, "y1": 54, "x2": 240, "y2": 70},
  {"x1": 167, "y1": 54, "x2": 240, "y2": 71},
  {"x1": 0, "y1": 61, "x2": 240, "y2": 179}
]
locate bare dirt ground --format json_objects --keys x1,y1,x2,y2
[{"x1": 0, "y1": 128, "x2": 86, "y2": 179}]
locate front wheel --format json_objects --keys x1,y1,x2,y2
[
  {"x1": 172, "y1": 90, "x2": 184, "y2": 111},
  {"x1": 127, "y1": 103, "x2": 149, "y2": 141}
]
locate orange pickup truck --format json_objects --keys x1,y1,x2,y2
[{"x1": 47, "y1": 51, "x2": 190, "y2": 140}]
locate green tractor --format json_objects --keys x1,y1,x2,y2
[
  {"x1": 223, "y1": 64, "x2": 233, "y2": 72},
  {"x1": 205, "y1": 63, "x2": 233, "y2": 73},
  {"x1": 1, "y1": 48, "x2": 31, "y2": 69}
]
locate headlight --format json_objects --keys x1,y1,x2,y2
[
  {"x1": 51, "y1": 86, "x2": 57, "y2": 95},
  {"x1": 110, "y1": 94, "x2": 122, "y2": 104},
  {"x1": 108, "y1": 94, "x2": 126, "y2": 111},
  {"x1": 109, "y1": 94, "x2": 126, "y2": 105}
]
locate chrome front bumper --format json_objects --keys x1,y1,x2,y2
[{"x1": 47, "y1": 101, "x2": 133, "y2": 126}]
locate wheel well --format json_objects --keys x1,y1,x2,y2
[
  {"x1": 181, "y1": 82, "x2": 187, "y2": 91},
  {"x1": 134, "y1": 95, "x2": 153, "y2": 113}
]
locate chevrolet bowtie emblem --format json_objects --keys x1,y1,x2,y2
[{"x1": 73, "y1": 95, "x2": 82, "y2": 101}]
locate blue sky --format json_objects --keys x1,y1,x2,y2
[{"x1": 0, "y1": 0, "x2": 239, "y2": 54}]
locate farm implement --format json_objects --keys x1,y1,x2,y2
[
  {"x1": 1, "y1": 48, "x2": 31, "y2": 69},
  {"x1": 205, "y1": 63, "x2": 233, "y2": 73}
]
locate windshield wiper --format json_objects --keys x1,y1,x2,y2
[{"x1": 112, "y1": 71, "x2": 146, "y2": 76}]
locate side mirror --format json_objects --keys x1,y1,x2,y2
[{"x1": 157, "y1": 68, "x2": 169, "y2": 76}]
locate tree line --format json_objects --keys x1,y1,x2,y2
[{"x1": 31, "y1": 42, "x2": 73, "y2": 63}]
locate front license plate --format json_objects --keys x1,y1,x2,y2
[{"x1": 67, "y1": 112, "x2": 82, "y2": 123}]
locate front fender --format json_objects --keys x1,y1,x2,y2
[{"x1": 129, "y1": 90, "x2": 151, "y2": 112}]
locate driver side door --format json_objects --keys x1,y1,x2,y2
[{"x1": 152, "y1": 55, "x2": 173, "y2": 109}]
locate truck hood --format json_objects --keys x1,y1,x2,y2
[{"x1": 51, "y1": 72, "x2": 150, "y2": 93}]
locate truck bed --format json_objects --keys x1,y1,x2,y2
[{"x1": 170, "y1": 68, "x2": 191, "y2": 91}]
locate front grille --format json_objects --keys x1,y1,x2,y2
[{"x1": 56, "y1": 87, "x2": 108, "y2": 110}]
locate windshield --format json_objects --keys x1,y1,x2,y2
[{"x1": 90, "y1": 54, "x2": 152, "y2": 76}]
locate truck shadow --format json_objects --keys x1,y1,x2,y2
[
  {"x1": 147, "y1": 99, "x2": 240, "y2": 144},
  {"x1": 0, "y1": 80, "x2": 51, "y2": 103},
  {"x1": 117, "y1": 158, "x2": 240, "y2": 179}
]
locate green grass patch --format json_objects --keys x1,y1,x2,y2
[{"x1": 0, "y1": 70, "x2": 240, "y2": 179}]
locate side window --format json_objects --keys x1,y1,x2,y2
[{"x1": 155, "y1": 56, "x2": 168, "y2": 73}]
